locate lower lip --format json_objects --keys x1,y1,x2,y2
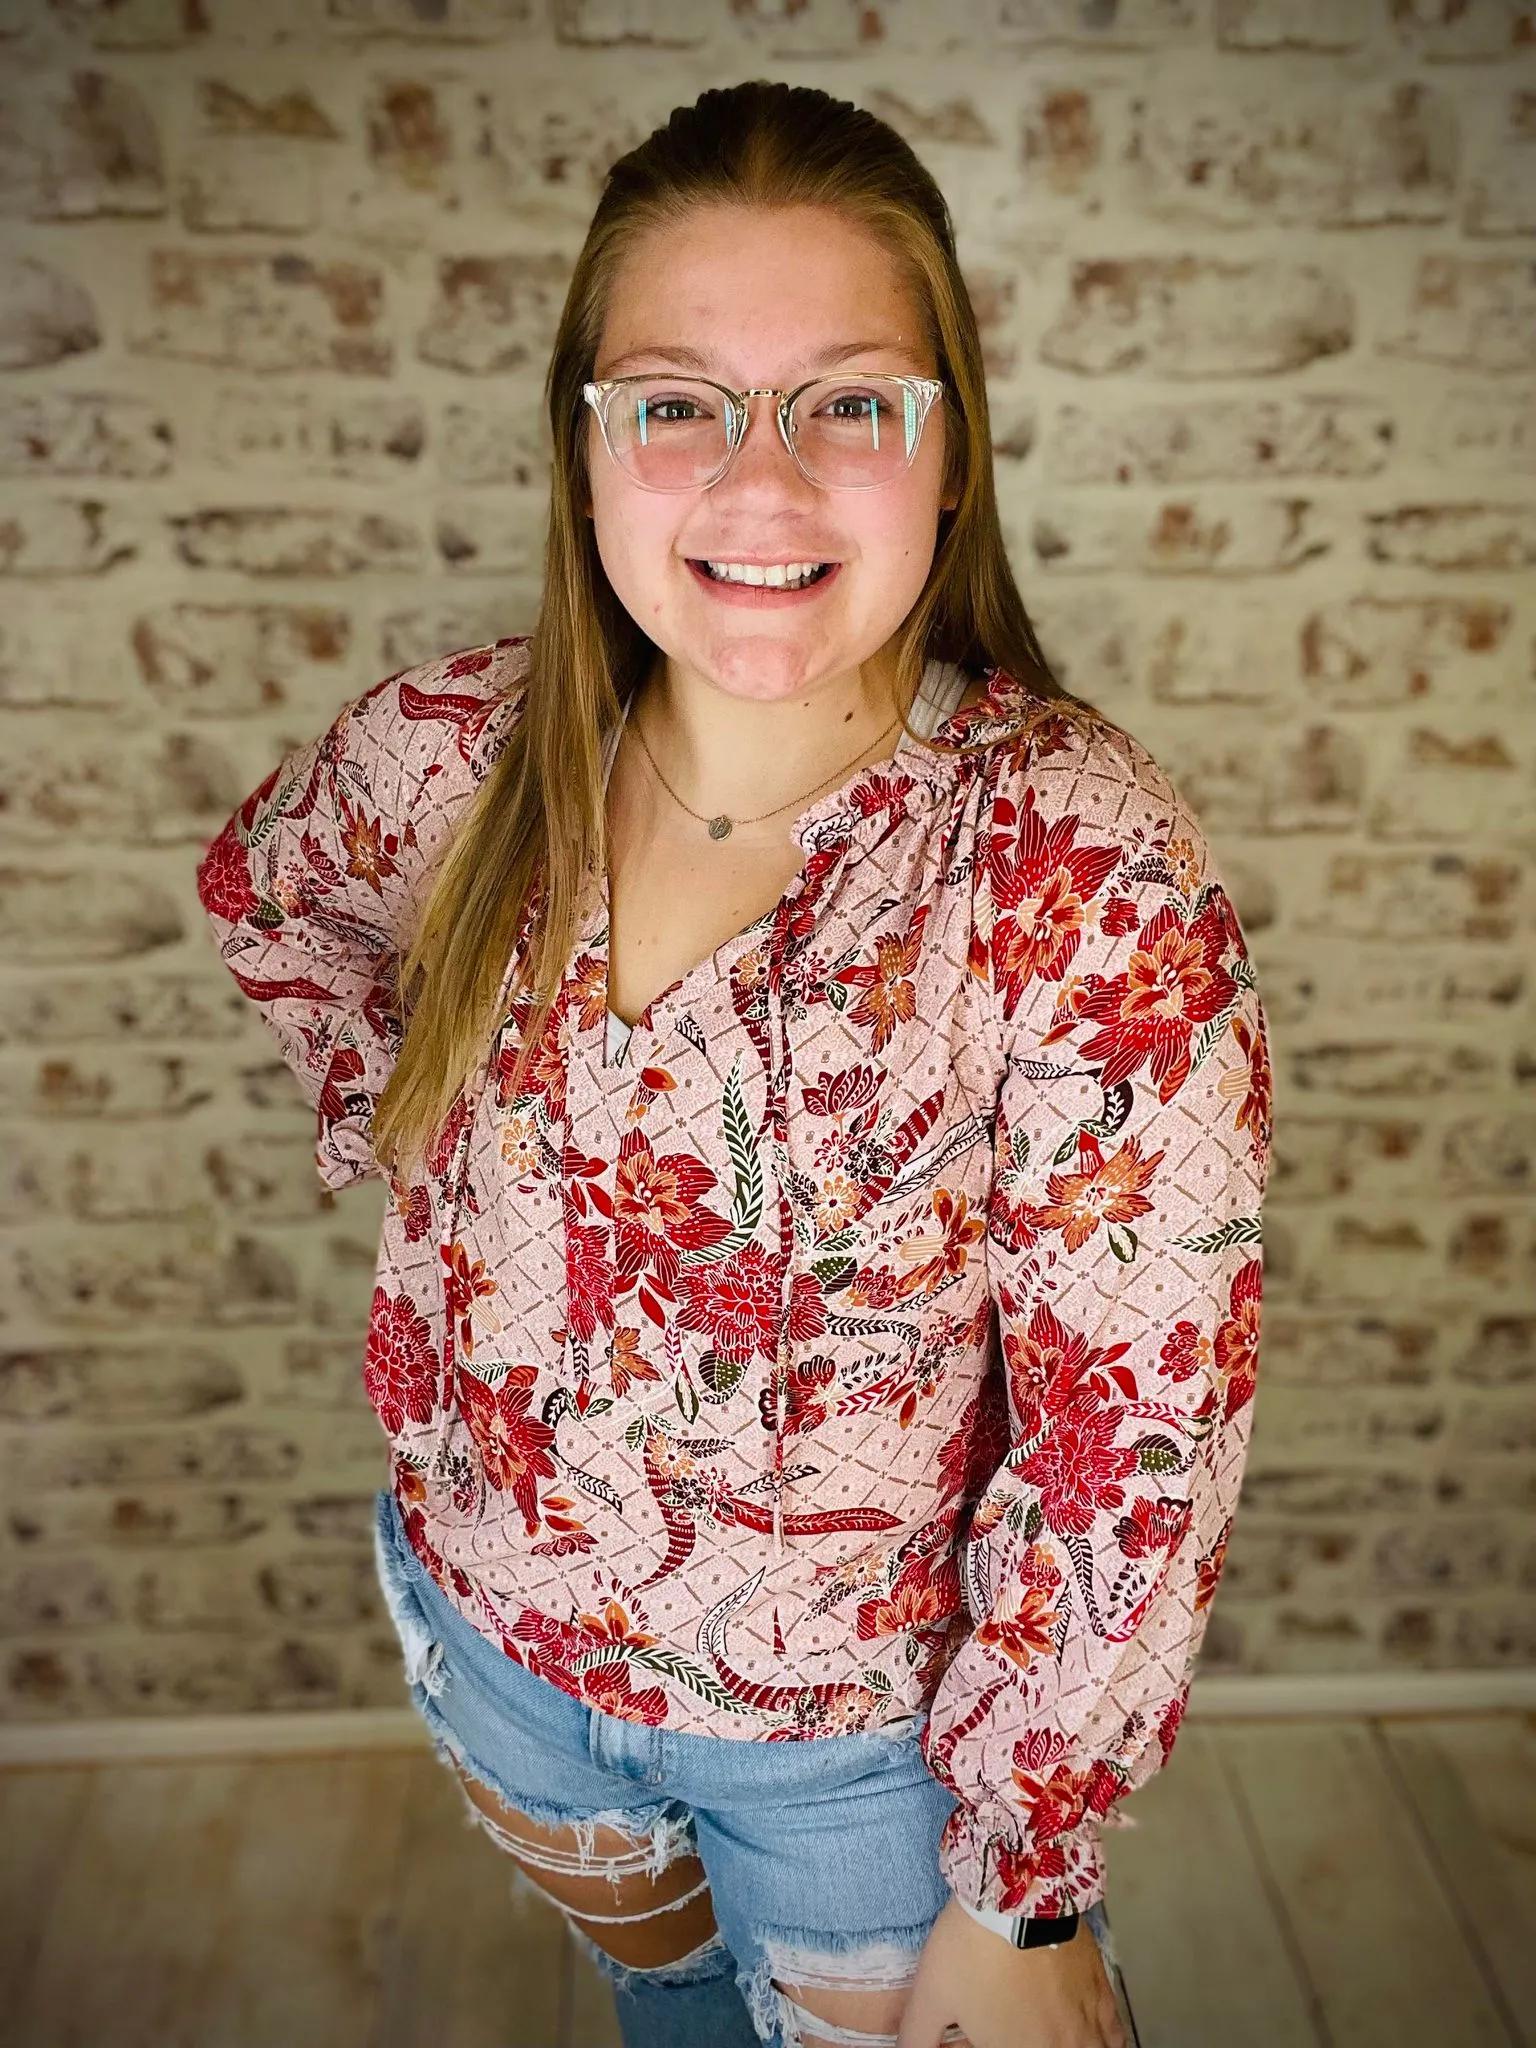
[{"x1": 686, "y1": 560, "x2": 842, "y2": 606}]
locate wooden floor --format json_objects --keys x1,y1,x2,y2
[{"x1": 1, "y1": 1714, "x2": 1530, "y2": 2048}]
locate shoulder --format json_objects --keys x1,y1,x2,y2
[
  {"x1": 965, "y1": 668, "x2": 1196, "y2": 858},
  {"x1": 335, "y1": 634, "x2": 533, "y2": 822},
  {"x1": 966, "y1": 671, "x2": 1254, "y2": 1036}
]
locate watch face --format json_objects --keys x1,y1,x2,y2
[{"x1": 1019, "y1": 1911, "x2": 1081, "y2": 1949}]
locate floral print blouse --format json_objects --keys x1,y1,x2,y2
[{"x1": 196, "y1": 635, "x2": 1271, "y2": 1917}]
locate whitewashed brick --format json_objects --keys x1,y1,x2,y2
[
  {"x1": 1465, "y1": 88, "x2": 1536, "y2": 236},
  {"x1": 130, "y1": 249, "x2": 391, "y2": 376},
  {"x1": 204, "y1": 390, "x2": 424, "y2": 479},
  {"x1": 0, "y1": 970, "x2": 246, "y2": 1046},
  {"x1": 1127, "y1": 84, "x2": 1458, "y2": 228},
  {"x1": 364, "y1": 78, "x2": 452, "y2": 190},
  {"x1": 0, "y1": 497, "x2": 141, "y2": 576},
  {"x1": 6, "y1": 1488, "x2": 270, "y2": 1551},
  {"x1": 1041, "y1": 257, "x2": 1354, "y2": 377},
  {"x1": 0, "y1": 393, "x2": 172, "y2": 478},
  {"x1": 378, "y1": 600, "x2": 524, "y2": 672},
  {"x1": 0, "y1": 1347, "x2": 242, "y2": 1423},
  {"x1": 169, "y1": 506, "x2": 423, "y2": 576},
  {"x1": 1026, "y1": 587, "x2": 1139, "y2": 709},
  {"x1": 1260, "y1": 1311, "x2": 1439, "y2": 1385},
  {"x1": 45, "y1": 0, "x2": 209, "y2": 46},
  {"x1": 179, "y1": 135, "x2": 317, "y2": 232},
  {"x1": 0, "y1": 69, "x2": 165, "y2": 219},
  {"x1": 551, "y1": 0, "x2": 711, "y2": 44},
  {"x1": 1390, "y1": 0, "x2": 1536, "y2": 61},
  {"x1": 1047, "y1": 395, "x2": 1395, "y2": 485},
  {"x1": 1288, "y1": 1043, "x2": 1501, "y2": 1097},
  {"x1": 1314, "y1": 851, "x2": 1523, "y2": 943},
  {"x1": 435, "y1": 500, "x2": 543, "y2": 577},
  {"x1": 131, "y1": 602, "x2": 352, "y2": 716},
  {"x1": 0, "y1": 723, "x2": 241, "y2": 844},
  {"x1": 197, "y1": 78, "x2": 341, "y2": 140},
  {"x1": 439, "y1": 400, "x2": 547, "y2": 486},
  {"x1": 0, "y1": 255, "x2": 99, "y2": 368},
  {"x1": 1368, "y1": 727, "x2": 1525, "y2": 842},
  {"x1": 1028, "y1": 493, "x2": 1336, "y2": 574},
  {"x1": 0, "y1": 868, "x2": 182, "y2": 963},
  {"x1": 474, "y1": 89, "x2": 645, "y2": 213},
  {"x1": 737, "y1": 0, "x2": 886, "y2": 56},
  {"x1": 0, "y1": 1046, "x2": 222, "y2": 1120},
  {"x1": 328, "y1": 0, "x2": 538, "y2": 34},
  {"x1": 992, "y1": 0, "x2": 1199, "y2": 43},
  {"x1": 9, "y1": 1230, "x2": 301, "y2": 1330},
  {"x1": 1216, "y1": 0, "x2": 1367, "y2": 48},
  {"x1": 1382, "y1": 255, "x2": 1536, "y2": 373},
  {"x1": 1300, "y1": 596, "x2": 1514, "y2": 706},
  {"x1": 1143, "y1": 600, "x2": 1300, "y2": 706},
  {"x1": 0, "y1": 597, "x2": 184, "y2": 715},
  {"x1": 1365, "y1": 501, "x2": 1536, "y2": 573},
  {"x1": 416, "y1": 252, "x2": 571, "y2": 375},
  {"x1": 1429, "y1": 389, "x2": 1536, "y2": 473}
]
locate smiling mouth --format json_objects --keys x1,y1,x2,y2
[{"x1": 691, "y1": 559, "x2": 837, "y2": 588}]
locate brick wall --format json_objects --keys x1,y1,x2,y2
[{"x1": 0, "y1": 0, "x2": 1531, "y2": 1720}]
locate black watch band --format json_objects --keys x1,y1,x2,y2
[{"x1": 1015, "y1": 1909, "x2": 1081, "y2": 1950}]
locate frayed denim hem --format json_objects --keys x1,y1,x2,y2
[{"x1": 569, "y1": 1918, "x2": 737, "y2": 1990}]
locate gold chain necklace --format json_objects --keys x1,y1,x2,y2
[{"x1": 628, "y1": 701, "x2": 903, "y2": 841}]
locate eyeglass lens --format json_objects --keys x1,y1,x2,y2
[{"x1": 600, "y1": 377, "x2": 928, "y2": 489}]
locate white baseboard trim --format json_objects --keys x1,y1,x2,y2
[
  {"x1": 2, "y1": 1669, "x2": 1533, "y2": 1766},
  {"x1": 0, "y1": 1707, "x2": 428, "y2": 1766},
  {"x1": 1187, "y1": 1668, "x2": 1536, "y2": 1719}
]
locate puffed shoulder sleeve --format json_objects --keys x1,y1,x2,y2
[
  {"x1": 923, "y1": 709, "x2": 1272, "y2": 1917},
  {"x1": 194, "y1": 639, "x2": 528, "y2": 1191}
]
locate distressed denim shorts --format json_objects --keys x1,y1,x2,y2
[{"x1": 372, "y1": 1486, "x2": 1135, "y2": 2048}]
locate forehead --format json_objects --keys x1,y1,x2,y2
[{"x1": 596, "y1": 202, "x2": 934, "y2": 382}]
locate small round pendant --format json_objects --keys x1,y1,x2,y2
[{"x1": 707, "y1": 814, "x2": 733, "y2": 841}]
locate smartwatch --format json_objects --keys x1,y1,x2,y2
[{"x1": 957, "y1": 1898, "x2": 1081, "y2": 1949}]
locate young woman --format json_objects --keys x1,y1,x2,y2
[{"x1": 198, "y1": 81, "x2": 1270, "y2": 2048}]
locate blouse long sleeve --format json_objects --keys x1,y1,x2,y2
[
  {"x1": 195, "y1": 671, "x2": 441, "y2": 1192},
  {"x1": 923, "y1": 715, "x2": 1272, "y2": 1917}
]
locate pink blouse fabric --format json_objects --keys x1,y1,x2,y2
[{"x1": 196, "y1": 635, "x2": 1271, "y2": 1917}]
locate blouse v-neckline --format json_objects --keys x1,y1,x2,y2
[{"x1": 599, "y1": 658, "x2": 976, "y2": 1068}]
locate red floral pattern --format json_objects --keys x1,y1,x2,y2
[{"x1": 199, "y1": 638, "x2": 1269, "y2": 1921}]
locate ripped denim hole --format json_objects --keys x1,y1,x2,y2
[
  {"x1": 749, "y1": 1939, "x2": 964, "y2": 2048},
  {"x1": 564, "y1": 1872, "x2": 713, "y2": 1926},
  {"x1": 774, "y1": 2000, "x2": 966, "y2": 2048},
  {"x1": 448, "y1": 1776, "x2": 695, "y2": 1893},
  {"x1": 571, "y1": 1920, "x2": 732, "y2": 1989}
]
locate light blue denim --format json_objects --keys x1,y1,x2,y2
[{"x1": 372, "y1": 1485, "x2": 1133, "y2": 2048}]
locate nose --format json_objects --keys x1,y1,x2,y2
[{"x1": 720, "y1": 392, "x2": 813, "y2": 495}]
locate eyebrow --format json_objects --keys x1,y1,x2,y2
[{"x1": 595, "y1": 337, "x2": 929, "y2": 378}]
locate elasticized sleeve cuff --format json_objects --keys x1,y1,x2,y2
[{"x1": 939, "y1": 1803, "x2": 1107, "y2": 1918}]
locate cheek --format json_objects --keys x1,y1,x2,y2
[
  {"x1": 851, "y1": 482, "x2": 943, "y2": 598},
  {"x1": 590, "y1": 474, "x2": 678, "y2": 599}
]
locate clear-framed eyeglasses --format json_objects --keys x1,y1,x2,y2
[{"x1": 581, "y1": 372, "x2": 945, "y2": 493}]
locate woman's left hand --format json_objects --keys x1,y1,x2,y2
[{"x1": 896, "y1": 1898, "x2": 1128, "y2": 2048}]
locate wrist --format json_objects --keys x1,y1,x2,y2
[{"x1": 954, "y1": 1895, "x2": 1081, "y2": 1950}]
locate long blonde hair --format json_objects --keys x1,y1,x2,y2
[{"x1": 372, "y1": 79, "x2": 1070, "y2": 1183}]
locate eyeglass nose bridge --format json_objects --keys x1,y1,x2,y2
[{"x1": 723, "y1": 387, "x2": 801, "y2": 478}]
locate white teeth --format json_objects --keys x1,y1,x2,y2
[{"x1": 702, "y1": 560, "x2": 829, "y2": 586}]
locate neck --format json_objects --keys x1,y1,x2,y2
[{"x1": 632, "y1": 645, "x2": 907, "y2": 827}]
